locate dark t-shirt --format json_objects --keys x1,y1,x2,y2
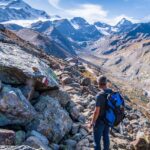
[{"x1": 95, "y1": 88, "x2": 112, "y2": 122}]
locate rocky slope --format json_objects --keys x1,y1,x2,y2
[
  {"x1": 16, "y1": 28, "x2": 76, "y2": 58},
  {"x1": 84, "y1": 22, "x2": 150, "y2": 96},
  {"x1": 0, "y1": 25, "x2": 150, "y2": 150}
]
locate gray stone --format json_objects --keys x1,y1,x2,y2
[
  {"x1": 62, "y1": 76, "x2": 74, "y2": 85},
  {"x1": 0, "y1": 129, "x2": 15, "y2": 145},
  {"x1": 42, "y1": 89, "x2": 71, "y2": 107},
  {"x1": 30, "y1": 130, "x2": 49, "y2": 146},
  {"x1": 81, "y1": 78, "x2": 91, "y2": 86},
  {"x1": 71, "y1": 123, "x2": 80, "y2": 135},
  {"x1": 0, "y1": 42, "x2": 58, "y2": 90},
  {"x1": 15, "y1": 130, "x2": 26, "y2": 145},
  {"x1": 72, "y1": 133, "x2": 82, "y2": 142},
  {"x1": 27, "y1": 96, "x2": 72, "y2": 143},
  {"x1": 76, "y1": 138, "x2": 90, "y2": 147},
  {"x1": 50, "y1": 144, "x2": 60, "y2": 150},
  {"x1": 0, "y1": 85, "x2": 37, "y2": 126},
  {"x1": 78, "y1": 115, "x2": 86, "y2": 123},
  {"x1": 79, "y1": 128, "x2": 88, "y2": 137},
  {"x1": 69, "y1": 106, "x2": 80, "y2": 120},
  {"x1": 24, "y1": 136, "x2": 51, "y2": 150},
  {"x1": 64, "y1": 139, "x2": 77, "y2": 149}
]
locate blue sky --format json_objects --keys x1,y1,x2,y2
[{"x1": 24, "y1": 0, "x2": 150, "y2": 25}]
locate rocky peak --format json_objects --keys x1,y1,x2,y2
[
  {"x1": 71, "y1": 17, "x2": 89, "y2": 28},
  {"x1": 116, "y1": 18, "x2": 133, "y2": 28},
  {"x1": 0, "y1": 0, "x2": 50, "y2": 22}
]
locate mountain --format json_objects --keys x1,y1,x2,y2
[
  {"x1": 0, "y1": 25, "x2": 150, "y2": 150},
  {"x1": 94, "y1": 22, "x2": 111, "y2": 35},
  {"x1": 114, "y1": 18, "x2": 134, "y2": 32},
  {"x1": 16, "y1": 28, "x2": 76, "y2": 58},
  {"x1": 31, "y1": 21, "x2": 79, "y2": 52},
  {"x1": 71, "y1": 17, "x2": 102, "y2": 41},
  {"x1": 0, "y1": 0, "x2": 50, "y2": 22},
  {"x1": 84, "y1": 22, "x2": 150, "y2": 94}
]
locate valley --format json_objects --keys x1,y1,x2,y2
[{"x1": 0, "y1": 0, "x2": 150, "y2": 150}]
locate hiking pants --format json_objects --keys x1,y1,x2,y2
[{"x1": 93, "y1": 120, "x2": 110, "y2": 150}]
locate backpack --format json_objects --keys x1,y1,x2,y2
[{"x1": 103, "y1": 92, "x2": 125, "y2": 127}]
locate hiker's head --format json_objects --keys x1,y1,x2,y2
[{"x1": 97, "y1": 76, "x2": 107, "y2": 89}]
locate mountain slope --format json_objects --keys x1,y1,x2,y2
[
  {"x1": 16, "y1": 29, "x2": 76, "y2": 58},
  {"x1": 85, "y1": 22, "x2": 150, "y2": 93},
  {"x1": 0, "y1": 0, "x2": 50, "y2": 22}
]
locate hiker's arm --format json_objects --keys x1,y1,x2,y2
[{"x1": 90, "y1": 107, "x2": 100, "y2": 126}]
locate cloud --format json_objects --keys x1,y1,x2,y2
[
  {"x1": 66, "y1": 4, "x2": 108, "y2": 23},
  {"x1": 141, "y1": 15, "x2": 150, "y2": 22},
  {"x1": 48, "y1": 0, "x2": 60, "y2": 9},
  {"x1": 106, "y1": 14, "x2": 140, "y2": 25},
  {"x1": 47, "y1": 2, "x2": 142, "y2": 26}
]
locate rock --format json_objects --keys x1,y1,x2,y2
[
  {"x1": 0, "y1": 129, "x2": 15, "y2": 145},
  {"x1": 15, "y1": 130, "x2": 26, "y2": 145},
  {"x1": 72, "y1": 133, "x2": 82, "y2": 142},
  {"x1": 30, "y1": 130, "x2": 49, "y2": 146},
  {"x1": 24, "y1": 136, "x2": 51, "y2": 150},
  {"x1": 76, "y1": 139, "x2": 90, "y2": 149},
  {"x1": 62, "y1": 76, "x2": 74, "y2": 85},
  {"x1": 79, "y1": 128, "x2": 88, "y2": 137},
  {"x1": 78, "y1": 115, "x2": 86, "y2": 123},
  {"x1": 131, "y1": 137, "x2": 149, "y2": 150},
  {"x1": 42, "y1": 89, "x2": 71, "y2": 107},
  {"x1": 20, "y1": 79, "x2": 35, "y2": 101},
  {"x1": 0, "y1": 42, "x2": 58, "y2": 90},
  {"x1": 50, "y1": 144, "x2": 60, "y2": 150},
  {"x1": 64, "y1": 139, "x2": 77, "y2": 149},
  {"x1": 81, "y1": 78, "x2": 91, "y2": 86},
  {"x1": 0, "y1": 24, "x2": 5, "y2": 31},
  {"x1": 69, "y1": 106, "x2": 80, "y2": 120},
  {"x1": 0, "y1": 145, "x2": 36, "y2": 150},
  {"x1": 71, "y1": 123, "x2": 80, "y2": 135},
  {"x1": 27, "y1": 96, "x2": 72, "y2": 143},
  {"x1": 0, "y1": 85, "x2": 37, "y2": 126}
]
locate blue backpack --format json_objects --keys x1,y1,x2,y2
[{"x1": 104, "y1": 92, "x2": 125, "y2": 127}]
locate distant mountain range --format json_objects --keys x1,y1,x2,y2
[
  {"x1": 0, "y1": 0, "x2": 150, "y2": 61},
  {"x1": 0, "y1": 0, "x2": 50, "y2": 22}
]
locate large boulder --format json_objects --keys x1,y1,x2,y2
[
  {"x1": 24, "y1": 136, "x2": 51, "y2": 150},
  {"x1": 0, "y1": 85, "x2": 37, "y2": 126},
  {"x1": 27, "y1": 96, "x2": 73, "y2": 143},
  {"x1": 0, "y1": 42, "x2": 58, "y2": 90},
  {"x1": 0, "y1": 129, "x2": 15, "y2": 145},
  {"x1": 42, "y1": 88, "x2": 71, "y2": 107}
]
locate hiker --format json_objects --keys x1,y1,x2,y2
[{"x1": 90, "y1": 76, "x2": 112, "y2": 150}]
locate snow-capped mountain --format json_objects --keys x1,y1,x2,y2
[
  {"x1": 70, "y1": 17, "x2": 102, "y2": 41},
  {"x1": 0, "y1": 0, "x2": 50, "y2": 22},
  {"x1": 114, "y1": 18, "x2": 134, "y2": 32},
  {"x1": 94, "y1": 22, "x2": 112, "y2": 35},
  {"x1": 116, "y1": 18, "x2": 133, "y2": 28}
]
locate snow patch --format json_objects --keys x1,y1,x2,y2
[
  {"x1": 71, "y1": 22, "x2": 80, "y2": 30},
  {"x1": 95, "y1": 26, "x2": 110, "y2": 35},
  {"x1": 2, "y1": 18, "x2": 51, "y2": 28}
]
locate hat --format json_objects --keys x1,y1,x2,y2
[{"x1": 97, "y1": 76, "x2": 107, "y2": 84}]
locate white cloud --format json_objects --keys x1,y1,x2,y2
[
  {"x1": 46, "y1": 2, "x2": 142, "y2": 26},
  {"x1": 106, "y1": 15, "x2": 140, "y2": 25},
  {"x1": 66, "y1": 4, "x2": 108, "y2": 23},
  {"x1": 141, "y1": 15, "x2": 150, "y2": 22},
  {"x1": 48, "y1": 0, "x2": 60, "y2": 9}
]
